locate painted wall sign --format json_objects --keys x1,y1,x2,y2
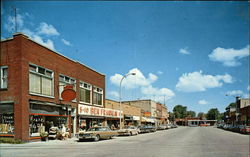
[{"x1": 78, "y1": 104, "x2": 123, "y2": 118}]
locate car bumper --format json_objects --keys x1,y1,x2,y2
[{"x1": 118, "y1": 132, "x2": 131, "y2": 136}]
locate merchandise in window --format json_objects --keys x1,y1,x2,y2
[{"x1": 0, "y1": 104, "x2": 14, "y2": 134}]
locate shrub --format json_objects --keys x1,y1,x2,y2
[{"x1": 0, "y1": 137, "x2": 24, "y2": 144}]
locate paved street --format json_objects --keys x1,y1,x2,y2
[{"x1": 0, "y1": 127, "x2": 249, "y2": 157}]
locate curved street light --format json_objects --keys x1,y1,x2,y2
[{"x1": 119, "y1": 72, "x2": 136, "y2": 129}]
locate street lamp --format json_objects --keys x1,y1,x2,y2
[{"x1": 119, "y1": 72, "x2": 136, "y2": 130}]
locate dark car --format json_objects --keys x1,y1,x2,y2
[
  {"x1": 147, "y1": 125, "x2": 156, "y2": 132},
  {"x1": 138, "y1": 125, "x2": 153, "y2": 133}
]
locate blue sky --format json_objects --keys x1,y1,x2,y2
[{"x1": 1, "y1": 1, "x2": 249, "y2": 114}]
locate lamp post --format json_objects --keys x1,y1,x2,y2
[{"x1": 119, "y1": 72, "x2": 136, "y2": 130}]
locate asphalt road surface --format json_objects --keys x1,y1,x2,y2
[{"x1": 0, "y1": 126, "x2": 249, "y2": 157}]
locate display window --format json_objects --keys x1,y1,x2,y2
[
  {"x1": 79, "y1": 118, "x2": 104, "y2": 131},
  {"x1": 0, "y1": 103, "x2": 14, "y2": 134},
  {"x1": 29, "y1": 115, "x2": 68, "y2": 137}
]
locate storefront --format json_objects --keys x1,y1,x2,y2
[
  {"x1": 141, "y1": 117, "x2": 156, "y2": 126},
  {"x1": 0, "y1": 102, "x2": 14, "y2": 136},
  {"x1": 29, "y1": 100, "x2": 70, "y2": 138},
  {"x1": 78, "y1": 104, "x2": 122, "y2": 131},
  {"x1": 124, "y1": 115, "x2": 140, "y2": 126}
]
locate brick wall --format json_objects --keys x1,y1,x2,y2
[{"x1": 0, "y1": 33, "x2": 105, "y2": 141}]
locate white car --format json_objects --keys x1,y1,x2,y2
[{"x1": 118, "y1": 126, "x2": 139, "y2": 136}]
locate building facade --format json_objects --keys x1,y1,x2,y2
[
  {"x1": 0, "y1": 33, "x2": 107, "y2": 141},
  {"x1": 105, "y1": 99, "x2": 141, "y2": 129},
  {"x1": 122, "y1": 99, "x2": 169, "y2": 126}
]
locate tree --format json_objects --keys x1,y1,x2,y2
[
  {"x1": 197, "y1": 112, "x2": 206, "y2": 119},
  {"x1": 168, "y1": 112, "x2": 175, "y2": 122},
  {"x1": 173, "y1": 105, "x2": 187, "y2": 118},
  {"x1": 186, "y1": 110, "x2": 196, "y2": 118},
  {"x1": 206, "y1": 108, "x2": 220, "y2": 120},
  {"x1": 228, "y1": 102, "x2": 236, "y2": 108}
]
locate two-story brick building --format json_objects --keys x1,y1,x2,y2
[{"x1": 0, "y1": 33, "x2": 107, "y2": 141}]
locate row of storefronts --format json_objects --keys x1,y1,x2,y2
[{"x1": 0, "y1": 33, "x2": 169, "y2": 141}]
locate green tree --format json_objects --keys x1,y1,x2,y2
[
  {"x1": 197, "y1": 112, "x2": 206, "y2": 119},
  {"x1": 173, "y1": 105, "x2": 187, "y2": 118},
  {"x1": 206, "y1": 108, "x2": 220, "y2": 120},
  {"x1": 228, "y1": 102, "x2": 236, "y2": 108},
  {"x1": 168, "y1": 112, "x2": 175, "y2": 122},
  {"x1": 186, "y1": 110, "x2": 196, "y2": 118}
]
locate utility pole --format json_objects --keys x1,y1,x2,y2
[{"x1": 12, "y1": 7, "x2": 17, "y2": 32}]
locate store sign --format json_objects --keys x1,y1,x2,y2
[
  {"x1": 78, "y1": 104, "x2": 123, "y2": 118},
  {"x1": 133, "y1": 116, "x2": 140, "y2": 121},
  {"x1": 144, "y1": 112, "x2": 151, "y2": 117}
]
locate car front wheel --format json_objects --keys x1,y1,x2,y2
[{"x1": 94, "y1": 135, "x2": 100, "y2": 141}]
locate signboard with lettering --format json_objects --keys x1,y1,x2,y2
[{"x1": 78, "y1": 104, "x2": 123, "y2": 118}]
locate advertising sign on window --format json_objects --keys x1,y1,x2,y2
[{"x1": 78, "y1": 104, "x2": 123, "y2": 118}]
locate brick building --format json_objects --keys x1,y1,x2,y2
[
  {"x1": 105, "y1": 99, "x2": 141, "y2": 129},
  {"x1": 0, "y1": 33, "x2": 106, "y2": 141}
]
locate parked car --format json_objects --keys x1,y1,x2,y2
[
  {"x1": 157, "y1": 125, "x2": 167, "y2": 130},
  {"x1": 147, "y1": 125, "x2": 156, "y2": 132},
  {"x1": 138, "y1": 125, "x2": 152, "y2": 133},
  {"x1": 239, "y1": 125, "x2": 250, "y2": 134},
  {"x1": 78, "y1": 126, "x2": 118, "y2": 141},
  {"x1": 118, "y1": 126, "x2": 139, "y2": 136}
]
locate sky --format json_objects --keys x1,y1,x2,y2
[{"x1": 1, "y1": 1, "x2": 249, "y2": 114}]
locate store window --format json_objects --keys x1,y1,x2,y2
[
  {"x1": 59, "y1": 74, "x2": 76, "y2": 100},
  {"x1": 0, "y1": 66, "x2": 8, "y2": 89},
  {"x1": 29, "y1": 64, "x2": 54, "y2": 96},
  {"x1": 93, "y1": 86, "x2": 103, "y2": 106},
  {"x1": 29, "y1": 115, "x2": 67, "y2": 137},
  {"x1": 0, "y1": 103, "x2": 14, "y2": 134},
  {"x1": 80, "y1": 81, "x2": 92, "y2": 104}
]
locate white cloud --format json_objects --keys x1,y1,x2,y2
[
  {"x1": 108, "y1": 91, "x2": 119, "y2": 98},
  {"x1": 33, "y1": 35, "x2": 55, "y2": 50},
  {"x1": 141, "y1": 85, "x2": 175, "y2": 101},
  {"x1": 176, "y1": 71, "x2": 233, "y2": 92},
  {"x1": 4, "y1": 12, "x2": 57, "y2": 50},
  {"x1": 157, "y1": 71, "x2": 163, "y2": 75},
  {"x1": 110, "y1": 68, "x2": 157, "y2": 89},
  {"x1": 37, "y1": 22, "x2": 60, "y2": 36},
  {"x1": 110, "y1": 68, "x2": 175, "y2": 103},
  {"x1": 226, "y1": 90, "x2": 243, "y2": 96},
  {"x1": 4, "y1": 14, "x2": 25, "y2": 32},
  {"x1": 198, "y1": 99, "x2": 208, "y2": 105},
  {"x1": 61, "y1": 38, "x2": 72, "y2": 46},
  {"x1": 209, "y1": 45, "x2": 250, "y2": 67},
  {"x1": 179, "y1": 47, "x2": 190, "y2": 55},
  {"x1": 247, "y1": 85, "x2": 250, "y2": 91}
]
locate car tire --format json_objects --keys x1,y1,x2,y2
[
  {"x1": 129, "y1": 132, "x2": 133, "y2": 136},
  {"x1": 94, "y1": 135, "x2": 100, "y2": 142}
]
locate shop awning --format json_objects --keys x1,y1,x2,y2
[{"x1": 125, "y1": 115, "x2": 133, "y2": 120}]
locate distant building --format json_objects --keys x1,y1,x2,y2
[
  {"x1": 122, "y1": 99, "x2": 169, "y2": 126},
  {"x1": 239, "y1": 98, "x2": 250, "y2": 125}
]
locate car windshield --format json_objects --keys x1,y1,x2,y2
[
  {"x1": 88, "y1": 127, "x2": 101, "y2": 131},
  {"x1": 124, "y1": 126, "x2": 134, "y2": 129}
]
